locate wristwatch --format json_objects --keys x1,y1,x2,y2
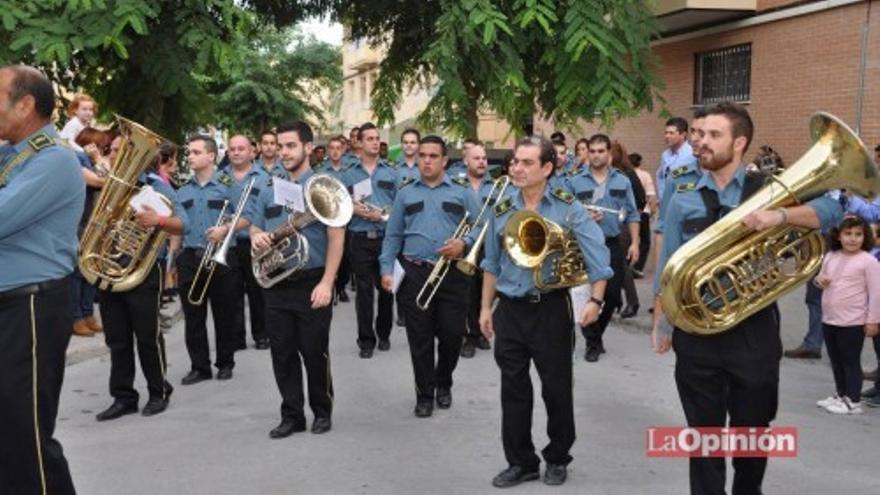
[{"x1": 589, "y1": 297, "x2": 605, "y2": 310}]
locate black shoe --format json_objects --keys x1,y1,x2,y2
[
  {"x1": 269, "y1": 419, "x2": 306, "y2": 439},
  {"x1": 543, "y1": 464, "x2": 567, "y2": 486},
  {"x1": 436, "y1": 388, "x2": 452, "y2": 409},
  {"x1": 632, "y1": 269, "x2": 644, "y2": 279},
  {"x1": 359, "y1": 348, "x2": 374, "y2": 359},
  {"x1": 142, "y1": 397, "x2": 169, "y2": 417},
  {"x1": 460, "y1": 338, "x2": 476, "y2": 358},
  {"x1": 377, "y1": 340, "x2": 390, "y2": 351},
  {"x1": 414, "y1": 401, "x2": 433, "y2": 418},
  {"x1": 620, "y1": 304, "x2": 639, "y2": 319},
  {"x1": 337, "y1": 290, "x2": 350, "y2": 303},
  {"x1": 181, "y1": 370, "x2": 212, "y2": 385},
  {"x1": 96, "y1": 402, "x2": 138, "y2": 422},
  {"x1": 783, "y1": 346, "x2": 821, "y2": 359},
  {"x1": 396, "y1": 316, "x2": 406, "y2": 327},
  {"x1": 862, "y1": 386, "x2": 879, "y2": 398},
  {"x1": 216, "y1": 367, "x2": 233, "y2": 380},
  {"x1": 236, "y1": 341, "x2": 247, "y2": 351},
  {"x1": 492, "y1": 465, "x2": 540, "y2": 488},
  {"x1": 476, "y1": 336, "x2": 491, "y2": 350},
  {"x1": 255, "y1": 338, "x2": 270, "y2": 350},
  {"x1": 585, "y1": 346, "x2": 600, "y2": 362},
  {"x1": 311, "y1": 417, "x2": 332, "y2": 434}
]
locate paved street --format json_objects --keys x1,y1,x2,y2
[{"x1": 59, "y1": 279, "x2": 878, "y2": 494}]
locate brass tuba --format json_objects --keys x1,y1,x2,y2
[
  {"x1": 660, "y1": 112, "x2": 880, "y2": 335},
  {"x1": 503, "y1": 210, "x2": 588, "y2": 289},
  {"x1": 252, "y1": 174, "x2": 353, "y2": 288},
  {"x1": 78, "y1": 117, "x2": 169, "y2": 292}
]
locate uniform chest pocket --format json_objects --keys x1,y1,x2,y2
[
  {"x1": 207, "y1": 199, "x2": 225, "y2": 210},
  {"x1": 404, "y1": 201, "x2": 424, "y2": 216},
  {"x1": 250, "y1": 187, "x2": 261, "y2": 197},
  {"x1": 265, "y1": 205, "x2": 283, "y2": 219},
  {"x1": 682, "y1": 217, "x2": 712, "y2": 237},
  {"x1": 609, "y1": 188, "x2": 627, "y2": 198},
  {"x1": 576, "y1": 191, "x2": 593, "y2": 202},
  {"x1": 181, "y1": 199, "x2": 194, "y2": 210},
  {"x1": 442, "y1": 201, "x2": 465, "y2": 219},
  {"x1": 377, "y1": 180, "x2": 395, "y2": 191}
]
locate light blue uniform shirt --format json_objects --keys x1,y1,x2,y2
[
  {"x1": 379, "y1": 175, "x2": 482, "y2": 276},
  {"x1": 217, "y1": 164, "x2": 266, "y2": 240},
  {"x1": 846, "y1": 196, "x2": 880, "y2": 223},
  {"x1": 656, "y1": 142, "x2": 697, "y2": 202},
  {"x1": 395, "y1": 159, "x2": 420, "y2": 185},
  {"x1": 314, "y1": 159, "x2": 351, "y2": 183},
  {"x1": 0, "y1": 125, "x2": 85, "y2": 291},
  {"x1": 141, "y1": 172, "x2": 180, "y2": 262},
  {"x1": 445, "y1": 160, "x2": 467, "y2": 181},
  {"x1": 480, "y1": 186, "x2": 613, "y2": 298},
  {"x1": 654, "y1": 166, "x2": 843, "y2": 294},
  {"x1": 175, "y1": 171, "x2": 252, "y2": 249},
  {"x1": 654, "y1": 161, "x2": 703, "y2": 234},
  {"x1": 342, "y1": 160, "x2": 398, "y2": 234},
  {"x1": 250, "y1": 169, "x2": 330, "y2": 271},
  {"x1": 255, "y1": 157, "x2": 285, "y2": 177},
  {"x1": 566, "y1": 167, "x2": 640, "y2": 238}
]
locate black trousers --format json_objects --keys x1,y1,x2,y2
[
  {"x1": 335, "y1": 231, "x2": 351, "y2": 295},
  {"x1": 0, "y1": 278, "x2": 76, "y2": 495},
  {"x1": 232, "y1": 239, "x2": 266, "y2": 344},
  {"x1": 619, "y1": 231, "x2": 639, "y2": 307},
  {"x1": 634, "y1": 211, "x2": 652, "y2": 272},
  {"x1": 465, "y1": 271, "x2": 483, "y2": 340},
  {"x1": 263, "y1": 269, "x2": 333, "y2": 425},
  {"x1": 98, "y1": 264, "x2": 172, "y2": 405},
  {"x1": 493, "y1": 291, "x2": 575, "y2": 469},
  {"x1": 397, "y1": 259, "x2": 468, "y2": 402},
  {"x1": 823, "y1": 324, "x2": 865, "y2": 401},
  {"x1": 177, "y1": 248, "x2": 240, "y2": 373},
  {"x1": 672, "y1": 305, "x2": 781, "y2": 495},
  {"x1": 349, "y1": 234, "x2": 393, "y2": 349},
  {"x1": 582, "y1": 236, "x2": 625, "y2": 348}
]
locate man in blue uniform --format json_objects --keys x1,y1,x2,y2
[
  {"x1": 0, "y1": 64, "x2": 81, "y2": 495},
  {"x1": 175, "y1": 135, "x2": 252, "y2": 385},
  {"x1": 395, "y1": 128, "x2": 421, "y2": 185},
  {"x1": 652, "y1": 102, "x2": 842, "y2": 495},
  {"x1": 479, "y1": 136, "x2": 612, "y2": 488},
  {"x1": 314, "y1": 135, "x2": 353, "y2": 303},
  {"x1": 250, "y1": 121, "x2": 345, "y2": 439},
  {"x1": 379, "y1": 135, "x2": 481, "y2": 418},
  {"x1": 568, "y1": 134, "x2": 640, "y2": 362},
  {"x1": 256, "y1": 130, "x2": 285, "y2": 176}
]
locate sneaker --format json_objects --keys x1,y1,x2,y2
[
  {"x1": 864, "y1": 394, "x2": 880, "y2": 408},
  {"x1": 816, "y1": 395, "x2": 842, "y2": 408},
  {"x1": 825, "y1": 396, "x2": 863, "y2": 415},
  {"x1": 783, "y1": 346, "x2": 821, "y2": 359}
]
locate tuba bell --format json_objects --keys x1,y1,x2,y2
[
  {"x1": 252, "y1": 174, "x2": 353, "y2": 288},
  {"x1": 503, "y1": 209, "x2": 588, "y2": 289},
  {"x1": 78, "y1": 117, "x2": 170, "y2": 292},
  {"x1": 660, "y1": 112, "x2": 880, "y2": 335}
]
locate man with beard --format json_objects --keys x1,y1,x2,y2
[
  {"x1": 250, "y1": 121, "x2": 344, "y2": 438},
  {"x1": 652, "y1": 102, "x2": 842, "y2": 495}
]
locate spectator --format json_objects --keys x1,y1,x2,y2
[
  {"x1": 610, "y1": 141, "x2": 645, "y2": 319},
  {"x1": 655, "y1": 117, "x2": 696, "y2": 203},
  {"x1": 59, "y1": 93, "x2": 97, "y2": 149},
  {"x1": 629, "y1": 152, "x2": 655, "y2": 276}
]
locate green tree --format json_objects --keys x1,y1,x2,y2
[{"x1": 340, "y1": 0, "x2": 663, "y2": 137}]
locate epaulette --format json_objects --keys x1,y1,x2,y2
[
  {"x1": 398, "y1": 176, "x2": 416, "y2": 189},
  {"x1": 451, "y1": 176, "x2": 469, "y2": 187},
  {"x1": 28, "y1": 132, "x2": 55, "y2": 152},
  {"x1": 313, "y1": 162, "x2": 327, "y2": 172},
  {"x1": 675, "y1": 181, "x2": 697, "y2": 193},
  {"x1": 552, "y1": 187, "x2": 574, "y2": 204},
  {"x1": 494, "y1": 197, "x2": 514, "y2": 216},
  {"x1": 218, "y1": 173, "x2": 232, "y2": 186},
  {"x1": 566, "y1": 167, "x2": 580, "y2": 176},
  {"x1": 383, "y1": 160, "x2": 398, "y2": 170},
  {"x1": 670, "y1": 164, "x2": 691, "y2": 179}
]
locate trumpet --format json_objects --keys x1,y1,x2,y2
[
  {"x1": 415, "y1": 212, "x2": 470, "y2": 310},
  {"x1": 457, "y1": 176, "x2": 511, "y2": 275},
  {"x1": 356, "y1": 199, "x2": 390, "y2": 222},
  {"x1": 583, "y1": 204, "x2": 626, "y2": 223},
  {"x1": 187, "y1": 177, "x2": 256, "y2": 305}
]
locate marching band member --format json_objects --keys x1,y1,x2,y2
[
  {"x1": 380, "y1": 135, "x2": 480, "y2": 417},
  {"x1": 479, "y1": 136, "x2": 611, "y2": 488},
  {"x1": 314, "y1": 135, "x2": 353, "y2": 303},
  {"x1": 0, "y1": 64, "x2": 80, "y2": 495}
]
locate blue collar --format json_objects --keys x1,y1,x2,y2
[
  {"x1": 415, "y1": 173, "x2": 452, "y2": 189},
  {"x1": 696, "y1": 165, "x2": 747, "y2": 193},
  {"x1": 12, "y1": 123, "x2": 59, "y2": 153}
]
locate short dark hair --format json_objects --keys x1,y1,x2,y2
[
  {"x1": 148, "y1": 141, "x2": 179, "y2": 172},
  {"x1": 515, "y1": 135, "x2": 557, "y2": 169},
  {"x1": 420, "y1": 135, "x2": 447, "y2": 156},
  {"x1": 3, "y1": 65, "x2": 55, "y2": 119},
  {"x1": 359, "y1": 122, "x2": 378, "y2": 134},
  {"x1": 587, "y1": 133, "x2": 612, "y2": 150},
  {"x1": 829, "y1": 215, "x2": 874, "y2": 251},
  {"x1": 665, "y1": 117, "x2": 689, "y2": 134},
  {"x1": 188, "y1": 135, "x2": 217, "y2": 157},
  {"x1": 692, "y1": 107, "x2": 708, "y2": 120},
  {"x1": 551, "y1": 136, "x2": 566, "y2": 147},
  {"x1": 260, "y1": 129, "x2": 276, "y2": 140},
  {"x1": 313, "y1": 145, "x2": 326, "y2": 153},
  {"x1": 401, "y1": 128, "x2": 421, "y2": 142},
  {"x1": 628, "y1": 153, "x2": 643, "y2": 167},
  {"x1": 349, "y1": 126, "x2": 360, "y2": 136},
  {"x1": 380, "y1": 141, "x2": 388, "y2": 147},
  {"x1": 705, "y1": 101, "x2": 754, "y2": 152},
  {"x1": 277, "y1": 120, "x2": 314, "y2": 144},
  {"x1": 550, "y1": 131, "x2": 566, "y2": 143},
  {"x1": 329, "y1": 135, "x2": 345, "y2": 146}
]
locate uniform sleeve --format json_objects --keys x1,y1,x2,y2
[
  {"x1": 569, "y1": 203, "x2": 613, "y2": 282},
  {"x1": 806, "y1": 195, "x2": 843, "y2": 233},
  {"x1": 0, "y1": 149, "x2": 85, "y2": 239},
  {"x1": 379, "y1": 191, "x2": 406, "y2": 276},
  {"x1": 461, "y1": 188, "x2": 483, "y2": 248},
  {"x1": 624, "y1": 180, "x2": 640, "y2": 224},
  {"x1": 653, "y1": 196, "x2": 684, "y2": 295},
  {"x1": 654, "y1": 179, "x2": 678, "y2": 234},
  {"x1": 150, "y1": 180, "x2": 181, "y2": 217},
  {"x1": 479, "y1": 212, "x2": 501, "y2": 276},
  {"x1": 250, "y1": 185, "x2": 270, "y2": 231},
  {"x1": 846, "y1": 196, "x2": 880, "y2": 223}
]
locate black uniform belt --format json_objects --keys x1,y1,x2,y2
[
  {"x1": 351, "y1": 230, "x2": 384, "y2": 239},
  {"x1": 0, "y1": 277, "x2": 68, "y2": 301},
  {"x1": 498, "y1": 289, "x2": 567, "y2": 304},
  {"x1": 402, "y1": 256, "x2": 435, "y2": 268}
]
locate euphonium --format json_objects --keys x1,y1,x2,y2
[
  {"x1": 660, "y1": 112, "x2": 880, "y2": 335},
  {"x1": 252, "y1": 174, "x2": 353, "y2": 288},
  {"x1": 78, "y1": 117, "x2": 168, "y2": 292},
  {"x1": 457, "y1": 175, "x2": 511, "y2": 275},
  {"x1": 503, "y1": 210, "x2": 588, "y2": 289}
]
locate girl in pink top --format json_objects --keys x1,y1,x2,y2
[{"x1": 815, "y1": 216, "x2": 880, "y2": 414}]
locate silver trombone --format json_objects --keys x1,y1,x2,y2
[
  {"x1": 357, "y1": 199, "x2": 390, "y2": 222},
  {"x1": 456, "y1": 175, "x2": 511, "y2": 275},
  {"x1": 187, "y1": 177, "x2": 256, "y2": 305},
  {"x1": 415, "y1": 212, "x2": 470, "y2": 311},
  {"x1": 584, "y1": 204, "x2": 626, "y2": 223}
]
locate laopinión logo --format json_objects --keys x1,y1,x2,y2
[{"x1": 646, "y1": 427, "x2": 798, "y2": 458}]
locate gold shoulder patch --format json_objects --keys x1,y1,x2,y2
[
  {"x1": 552, "y1": 187, "x2": 574, "y2": 204},
  {"x1": 452, "y1": 176, "x2": 469, "y2": 187},
  {"x1": 398, "y1": 176, "x2": 415, "y2": 189},
  {"x1": 670, "y1": 165, "x2": 690, "y2": 179},
  {"x1": 218, "y1": 174, "x2": 232, "y2": 186},
  {"x1": 494, "y1": 197, "x2": 513, "y2": 217},
  {"x1": 675, "y1": 182, "x2": 697, "y2": 193},
  {"x1": 28, "y1": 133, "x2": 55, "y2": 152}
]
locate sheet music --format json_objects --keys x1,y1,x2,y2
[
  {"x1": 353, "y1": 178, "x2": 372, "y2": 201},
  {"x1": 273, "y1": 177, "x2": 305, "y2": 212},
  {"x1": 129, "y1": 186, "x2": 172, "y2": 217},
  {"x1": 569, "y1": 283, "x2": 592, "y2": 323}
]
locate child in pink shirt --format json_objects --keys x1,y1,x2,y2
[{"x1": 815, "y1": 216, "x2": 880, "y2": 414}]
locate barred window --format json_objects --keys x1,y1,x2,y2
[{"x1": 694, "y1": 43, "x2": 751, "y2": 105}]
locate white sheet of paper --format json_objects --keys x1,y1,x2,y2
[
  {"x1": 273, "y1": 177, "x2": 305, "y2": 212},
  {"x1": 353, "y1": 178, "x2": 373, "y2": 201},
  {"x1": 392, "y1": 259, "x2": 406, "y2": 294},
  {"x1": 569, "y1": 283, "x2": 592, "y2": 323},
  {"x1": 129, "y1": 186, "x2": 172, "y2": 217}
]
